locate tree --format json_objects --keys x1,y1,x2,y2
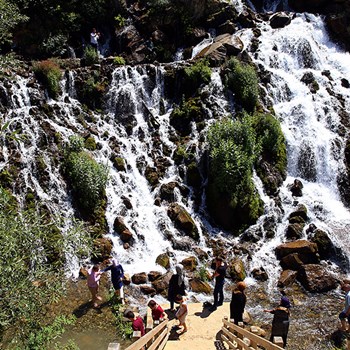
[
  {"x1": 0, "y1": 0, "x2": 28, "y2": 46},
  {"x1": 0, "y1": 187, "x2": 90, "y2": 346}
]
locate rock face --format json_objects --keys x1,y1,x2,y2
[
  {"x1": 297, "y1": 264, "x2": 338, "y2": 292},
  {"x1": 269, "y1": 12, "x2": 293, "y2": 29},
  {"x1": 278, "y1": 270, "x2": 298, "y2": 287},
  {"x1": 131, "y1": 272, "x2": 147, "y2": 285},
  {"x1": 113, "y1": 217, "x2": 133, "y2": 242},
  {"x1": 189, "y1": 278, "x2": 212, "y2": 294}
]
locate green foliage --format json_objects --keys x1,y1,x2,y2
[
  {"x1": 33, "y1": 60, "x2": 62, "y2": 98},
  {"x1": 64, "y1": 135, "x2": 109, "y2": 212},
  {"x1": 195, "y1": 266, "x2": 209, "y2": 282},
  {"x1": 0, "y1": 0, "x2": 28, "y2": 46},
  {"x1": 184, "y1": 59, "x2": 211, "y2": 94},
  {"x1": 26, "y1": 315, "x2": 77, "y2": 350},
  {"x1": 84, "y1": 136, "x2": 97, "y2": 151},
  {"x1": 224, "y1": 57, "x2": 259, "y2": 112},
  {"x1": 252, "y1": 113, "x2": 287, "y2": 173},
  {"x1": 208, "y1": 116, "x2": 258, "y2": 196},
  {"x1": 41, "y1": 33, "x2": 68, "y2": 57},
  {"x1": 84, "y1": 45, "x2": 100, "y2": 66},
  {"x1": 114, "y1": 14, "x2": 126, "y2": 28},
  {"x1": 112, "y1": 302, "x2": 133, "y2": 339},
  {"x1": 0, "y1": 186, "x2": 90, "y2": 346},
  {"x1": 79, "y1": 74, "x2": 106, "y2": 109},
  {"x1": 113, "y1": 56, "x2": 125, "y2": 65}
]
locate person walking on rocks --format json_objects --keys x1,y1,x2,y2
[
  {"x1": 339, "y1": 282, "x2": 350, "y2": 332},
  {"x1": 264, "y1": 294, "x2": 291, "y2": 348},
  {"x1": 167, "y1": 264, "x2": 186, "y2": 311},
  {"x1": 87, "y1": 264, "x2": 102, "y2": 308},
  {"x1": 102, "y1": 258, "x2": 125, "y2": 304},
  {"x1": 230, "y1": 281, "x2": 247, "y2": 324},
  {"x1": 209, "y1": 256, "x2": 227, "y2": 311}
]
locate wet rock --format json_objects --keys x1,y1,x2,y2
[
  {"x1": 277, "y1": 270, "x2": 298, "y2": 287},
  {"x1": 93, "y1": 238, "x2": 113, "y2": 262},
  {"x1": 151, "y1": 271, "x2": 172, "y2": 295},
  {"x1": 140, "y1": 285, "x2": 156, "y2": 296},
  {"x1": 155, "y1": 253, "x2": 170, "y2": 269},
  {"x1": 289, "y1": 178, "x2": 303, "y2": 197},
  {"x1": 227, "y1": 257, "x2": 246, "y2": 281},
  {"x1": 297, "y1": 264, "x2": 338, "y2": 292},
  {"x1": 167, "y1": 203, "x2": 199, "y2": 240},
  {"x1": 181, "y1": 256, "x2": 198, "y2": 272},
  {"x1": 285, "y1": 223, "x2": 305, "y2": 240},
  {"x1": 310, "y1": 229, "x2": 333, "y2": 260},
  {"x1": 145, "y1": 166, "x2": 159, "y2": 187},
  {"x1": 121, "y1": 196, "x2": 133, "y2": 210},
  {"x1": 289, "y1": 204, "x2": 308, "y2": 221},
  {"x1": 251, "y1": 267, "x2": 268, "y2": 281},
  {"x1": 148, "y1": 271, "x2": 162, "y2": 282},
  {"x1": 275, "y1": 240, "x2": 318, "y2": 261},
  {"x1": 159, "y1": 182, "x2": 177, "y2": 202},
  {"x1": 189, "y1": 278, "x2": 211, "y2": 294},
  {"x1": 269, "y1": 12, "x2": 293, "y2": 29},
  {"x1": 193, "y1": 247, "x2": 209, "y2": 261},
  {"x1": 281, "y1": 253, "x2": 304, "y2": 270},
  {"x1": 132, "y1": 272, "x2": 147, "y2": 285},
  {"x1": 113, "y1": 217, "x2": 133, "y2": 243},
  {"x1": 123, "y1": 274, "x2": 131, "y2": 286}
]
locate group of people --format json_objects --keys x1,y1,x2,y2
[{"x1": 87, "y1": 257, "x2": 350, "y2": 349}]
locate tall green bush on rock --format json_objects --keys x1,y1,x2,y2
[
  {"x1": 207, "y1": 116, "x2": 263, "y2": 233},
  {"x1": 224, "y1": 57, "x2": 259, "y2": 112},
  {"x1": 64, "y1": 135, "x2": 108, "y2": 212},
  {"x1": 33, "y1": 59, "x2": 62, "y2": 98},
  {"x1": 183, "y1": 59, "x2": 212, "y2": 96}
]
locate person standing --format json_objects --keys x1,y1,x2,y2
[
  {"x1": 90, "y1": 28, "x2": 100, "y2": 52},
  {"x1": 209, "y1": 256, "x2": 227, "y2": 311},
  {"x1": 230, "y1": 281, "x2": 247, "y2": 324},
  {"x1": 102, "y1": 258, "x2": 125, "y2": 304},
  {"x1": 339, "y1": 282, "x2": 350, "y2": 331},
  {"x1": 264, "y1": 295, "x2": 291, "y2": 348},
  {"x1": 174, "y1": 295, "x2": 188, "y2": 334},
  {"x1": 167, "y1": 264, "x2": 186, "y2": 311},
  {"x1": 87, "y1": 264, "x2": 102, "y2": 308}
]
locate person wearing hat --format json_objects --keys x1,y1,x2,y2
[
  {"x1": 230, "y1": 281, "x2": 247, "y2": 325},
  {"x1": 264, "y1": 293, "x2": 291, "y2": 348},
  {"x1": 102, "y1": 258, "x2": 125, "y2": 304}
]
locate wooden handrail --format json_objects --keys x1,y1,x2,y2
[
  {"x1": 124, "y1": 320, "x2": 169, "y2": 350},
  {"x1": 222, "y1": 319, "x2": 284, "y2": 350}
]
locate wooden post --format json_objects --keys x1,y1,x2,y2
[
  {"x1": 273, "y1": 336, "x2": 284, "y2": 347},
  {"x1": 249, "y1": 326, "x2": 258, "y2": 349},
  {"x1": 132, "y1": 331, "x2": 141, "y2": 340},
  {"x1": 107, "y1": 343, "x2": 120, "y2": 350}
]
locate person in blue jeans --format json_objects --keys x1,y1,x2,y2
[
  {"x1": 209, "y1": 256, "x2": 227, "y2": 311},
  {"x1": 102, "y1": 258, "x2": 125, "y2": 303}
]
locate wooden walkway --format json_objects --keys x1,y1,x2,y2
[{"x1": 164, "y1": 302, "x2": 234, "y2": 350}]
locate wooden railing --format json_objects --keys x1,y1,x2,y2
[{"x1": 222, "y1": 318, "x2": 285, "y2": 350}]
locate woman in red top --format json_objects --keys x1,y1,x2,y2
[{"x1": 148, "y1": 299, "x2": 166, "y2": 321}]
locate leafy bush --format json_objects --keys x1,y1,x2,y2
[
  {"x1": 184, "y1": 59, "x2": 211, "y2": 95},
  {"x1": 0, "y1": 186, "x2": 89, "y2": 346},
  {"x1": 40, "y1": 33, "x2": 68, "y2": 57},
  {"x1": 65, "y1": 135, "x2": 109, "y2": 212},
  {"x1": 84, "y1": 45, "x2": 99, "y2": 66},
  {"x1": 114, "y1": 14, "x2": 126, "y2": 28},
  {"x1": 224, "y1": 57, "x2": 259, "y2": 112},
  {"x1": 33, "y1": 59, "x2": 62, "y2": 98},
  {"x1": 113, "y1": 56, "x2": 125, "y2": 65},
  {"x1": 252, "y1": 113, "x2": 287, "y2": 173},
  {"x1": 79, "y1": 74, "x2": 106, "y2": 109}
]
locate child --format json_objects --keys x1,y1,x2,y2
[
  {"x1": 174, "y1": 294, "x2": 188, "y2": 334},
  {"x1": 124, "y1": 310, "x2": 145, "y2": 336},
  {"x1": 87, "y1": 264, "x2": 102, "y2": 308},
  {"x1": 148, "y1": 299, "x2": 167, "y2": 321}
]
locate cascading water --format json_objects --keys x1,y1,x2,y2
[{"x1": 238, "y1": 13, "x2": 350, "y2": 285}]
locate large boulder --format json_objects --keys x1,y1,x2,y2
[
  {"x1": 113, "y1": 217, "x2": 133, "y2": 243},
  {"x1": 189, "y1": 278, "x2": 212, "y2": 294},
  {"x1": 167, "y1": 203, "x2": 199, "y2": 240},
  {"x1": 269, "y1": 12, "x2": 293, "y2": 29},
  {"x1": 181, "y1": 256, "x2": 198, "y2": 272},
  {"x1": 288, "y1": 204, "x2": 308, "y2": 221},
  {"x1": 277, "y1": 270, "x2": 298, "y2": 288},
  {"x1": 285, "y1": 223, "x2": 305, "y2": 240},
  {"x1": 132, "y1": 272, "x2": 147, "y2": 285},
  {"x1": 275, "y1": 240, "x2": 318, "y2": 260},
  {"x1": 297, "y1": 264, "x2": 338, "y2": 292},
  {"x1": 156, "y1": 253, "x2": 170, "y2": 269},
  {"x1": 151, "y1": 271, "x2": 173, "y2": 295},
  {"x1": 227, "y1": 258, "x2": 246, "y2": 281}
]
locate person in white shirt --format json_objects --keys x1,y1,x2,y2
[{"x1": 90, "y1": 28, "x2": 100, "y2": 51}]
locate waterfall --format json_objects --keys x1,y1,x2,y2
[{"x1": 238, "y1": 13, "x2": 350, "y2": 280}]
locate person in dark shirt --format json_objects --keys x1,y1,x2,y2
[
  {"x1": 264, "y1": 294, "x2": 291, "y2": 348},
  {"x1": 167, "y1": 264, "x2": 186, "y2": 311},
  {"x1": 102, "y1": 258, "x2": 125, "y2": 303},
  {"x1": 209, "y1": 256, "x2": 227, "y2": 311},
  {"x1": 230, "y1": 281, "x2": 247, "y2": 324}
]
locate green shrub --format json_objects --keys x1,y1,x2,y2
[
  {"x1": 84, "y1": 45, "x2": 99, "y2": 66},
  {"x1": 40, "y1": 33, "x2": 68, "y2": 57},
  {"x1": 84, "y1": 136, "x2": 97, "y2": 151},
  {"x1": 252, "y1": 113, "x2": 287, "y2": 173},
  {"x1": 113, "y1": 56, "x2": 126, "y2": 65},
  {"x1": 65, "y1": 136, "x2": 109, "y2": 211},
  {"x1": 224, "y1": 57, "x2": 259, "y2": 112},
  {"x1": 115, "y1": 14, "x2": 126, "y2": 28},
  {"x1": 33, "y1": 60, "x2": 62, "y2": 98},
  {"x1": 184, "y1": 59, "x2": 211, "y2": 95},
  {"x1": 80, "y1": 75, "x2": 106, "y2": 109}
]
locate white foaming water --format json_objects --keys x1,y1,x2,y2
[
  {"x1": 191, "y1": 33, "x2": 214, "y2": 60},
  {"x1": 239, "y1": 14, "x2": 350, "y2": 278}
]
